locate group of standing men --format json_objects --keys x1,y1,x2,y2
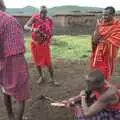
[{"x1": 0, "y1": 0, "x2": 120, "y2": 119}]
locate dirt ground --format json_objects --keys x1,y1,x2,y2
[{"x1": 0, "y1": 59, "x2": 120, "y2": 120}]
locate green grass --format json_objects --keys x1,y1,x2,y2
[
  {"x1": 25, "y1": 35, "x2": 92, "y2": 61},
  {"x1": 25, "y1": 35, "x2": 120, "y2": 85}
]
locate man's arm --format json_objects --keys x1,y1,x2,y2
[
  {"x1": 59, "y1": 93, "x2": 82, "y2": 108},
  {"x1": 92, "y1": 27, "x2": 102, "y2": 44},
  {"x1": 81, "y1": 88, "x2": 118, "y2": 118},
  {"x1": 68, "y1": 94, "x2": 81, "y2": 104},
  {"x1": 46, "y1": 18, "x2": 53, "y2": 38},
  {"x1": 24, "y1": 16, "x2": 34, "y2": 32}
]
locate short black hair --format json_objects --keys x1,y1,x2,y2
[
  {"x1": 104, "y1": 6, "x2": 115, "y2": 15},
  {"x1": 88, "y1": 70, "x2": 104, "y2": 83}
]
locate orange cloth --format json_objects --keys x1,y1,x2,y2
[
  {"x1": 31, "y1": 14, "x2": 53, "y2": 67},
  {"x1": 90, "y1": 19, "x2": 120, "y2": 81},
  {"x1": 31, "y1": 42, "x2": 51, "y2": 67}
]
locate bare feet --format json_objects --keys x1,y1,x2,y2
[
  {"x1": 36, "y1": 77, "x2": 44, "y2": 84},
  {"x1": 49, "y1": 80, "x2": 60, "y2": 86},
  {"x1": 23, "y1": 115, "x2": 29, "y2": 120}
]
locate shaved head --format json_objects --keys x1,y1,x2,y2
[
  {"x1": 87, "y1": 70, "x2": 104, "y2": 83},
  {"x1": 40, "y1": 6, "x2": 47, "y2": 12},
  {"x1": 85, "y1": 70, "x2": 104, "y2": 90},
  {"x1": 0, "y1": 0, "x2": 6, "y2": 11},
  {"x1": 40, "y1": 5, "x2": 47, "y2": 20}
]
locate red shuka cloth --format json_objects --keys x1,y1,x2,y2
[
  {"x1": 31, "y1": 14, "x2": 53, "y2": 67},
  {"x1": 90, "y1": 19, "x2": 120, "y2": 81}
]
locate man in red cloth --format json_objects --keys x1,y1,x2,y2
[
  {"x1": 0, "y1": 0, "x2": 31, "y2": 120},
  {"x1": 24, "y1": 6, "x2": 60, "y2": 86},
  {"x1": 90, "y1": 6, "x2": 120, "y2": 81}
]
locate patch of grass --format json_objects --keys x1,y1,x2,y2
[
  {"x1": 25, "y1": 35, "x2": 92, "y2": 61},
  {"x1": 52, "y1": 35, "x2": 91, "y2": 60},
  {"x1": 25, "y1": 36, "x2": 31, "y2": 61}
]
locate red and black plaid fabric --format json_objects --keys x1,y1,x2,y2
[
  {"x1": 30, "y1": 14, "x2": 53, "y2": 67},
  {"x1": 0, "y1": 11, "x2": 25, "y2": 58},
  {"x1": 32, "y1": 14, "x2": 53, "y2": 44},
  {"x1": 0, "y1": 53, "x2": 31, "y2": 101},
  {"x1": 72, "y1": 105, "x2": 120, "y2": 120}
]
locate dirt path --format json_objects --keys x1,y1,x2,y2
[{"x1": 0, "y1": 59, "x2": 120, "y2": 120}]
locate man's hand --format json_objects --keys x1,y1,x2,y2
[
  {"x1": 50, "y1": 100, "x2": 71, "y2": 108},
  {"x1": 60, "y1": 100, "x2": 71, "y2": 108},
  {"x1": 80, "y1": 90, "x2": 86, "y2": 97},
  {"x1": 92, "y1": 30, "x2": 105, "y2": 43},
  {"x1": 32, "y1": 28, "x2": 40, "y2": 33},
  {"x1": 58, "y1": 99, "x2": 75, "y2": 108},
  {"x1": 33, "y1": 28, "x2": 46, "y2": 38}
]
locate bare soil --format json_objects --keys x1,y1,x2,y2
[{"x1": 0, "y1": 59, "x2": 120, "y2": 120}]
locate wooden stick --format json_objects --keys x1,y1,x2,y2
[{"x1": 39, "y1": 95, "x2": 56, "y2": 102}]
